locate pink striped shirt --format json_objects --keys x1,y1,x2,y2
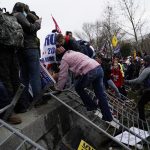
[{"x1": 57, "y1": 50, "x2": 100, "y2": 90}]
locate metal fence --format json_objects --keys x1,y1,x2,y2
[
  {"x1": 46, "y1": 87, "x2": 150, "y2": 150},
  {"x1": 0, "y1": 84, "x2": 46, "y2": 150}
]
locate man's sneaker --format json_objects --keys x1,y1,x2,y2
[
  {"x1": 7, "y1": 114, "x2": 22, "y2": 124},
  {"x1": 106, "y1": 118, "x2": 120, "y2": 129},
  {"x1": 94, "y1": 110, "x2": 102, "y2": 118},
  {"x1": 94, "y1": 110, "x2": 120, "y2": 128}
]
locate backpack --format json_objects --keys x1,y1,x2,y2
[
  {"x1": 77, "y1": 40, "x2": 95, "y2": 58},
  {"x1": 0, "y1": 8, "x2": 24, "y2": 48}
]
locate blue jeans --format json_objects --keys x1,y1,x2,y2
[
  {"x1": 107, "y1": 79, "x2": 121, "y2": 98},
  {"x1": 75, "y1": 66, "x2": 113, "y2": 121},
  {"x1": 18, "y1": 49, "x2": 41, "y2": 109}
]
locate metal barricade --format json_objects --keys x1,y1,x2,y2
[
  {"x1": 46, "y1": 88, "x2": 150, "y2": 150},
  {"x1": 0, "y1": 119, "x2": 46, "y2": 150},
  {"x1": 0, "y1": 83, "x2": 46, "y2": 150},
  {"x1": 0, "y1": 84, "x2": 25, "y2": 115}
]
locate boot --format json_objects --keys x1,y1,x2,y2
[{"x1": 7, "y1": 114, "x2": 22, "y2": 124}]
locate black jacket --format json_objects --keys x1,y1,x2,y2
[
  {"x1": 56, "y1": 38, "x2": 82, "y2": 61},
  {"x1": 13, "y1": 12, "x2": 40, "y2": 49}
]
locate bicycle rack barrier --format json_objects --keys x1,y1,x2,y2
[
  {"x1": 0, "y1": 84, "x2": 46, "y2": 150},
  {"x1": 0, "y1": 119, "x2": 46, "y2": 150},
  {"x1": 46, "y1": 88, "x2": 150, "y2": 150}
]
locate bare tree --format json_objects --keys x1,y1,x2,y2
[
  {"x1": 118, "y1": 0, "x2": 145, "y2": 53},
  {"x1": 101, "y1": 4, "x2": 126, "y2": 57},
  {"x1": 74, "y1": 21, "x2": 104, "y2": 50},
  {"x1": 74, "y1": 3, "x2": 126, "y2": 57},
  {"x1": 74, "y1": 31, "x2": 86, "y2": 40},
  {"x1": 93, "y1": 21, "x2": 103, "y2": 50},
  {"x1": 74, "y1": 22, "x2": 95, "y2": 42}
]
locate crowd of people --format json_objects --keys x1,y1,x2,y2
[
  {"x1": 0, "y1": 2, "x2": 42, "y2": 124},
  {"x1": 0, "y1": 2, "x2": 150, "y2": 126}
]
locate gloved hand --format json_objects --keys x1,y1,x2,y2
[
  {"x1": 35, "y1": 18, "x2": 42, "y2": 24},
  {"x1": 124, "y1": 80, "x2": 130, "y2": 85}
]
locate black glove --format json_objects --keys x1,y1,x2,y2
[{"x1": 124, "y1": 80, "x2": 130, "y2": 85}]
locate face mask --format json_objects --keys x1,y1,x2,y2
[{"x1": 23, "y1": 11, "x2": 27, "y2": 17}]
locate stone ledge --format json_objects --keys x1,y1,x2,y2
[
  {"x1": 0, "y1": 92, "x2": 112, "y2": 150},
  {"x1": 0, "y1": 99, "x2": 62, "y2": 150}
]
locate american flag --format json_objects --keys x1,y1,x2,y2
[{"x1": 51, "y1": 15, "x2": 61, "y2": 33}]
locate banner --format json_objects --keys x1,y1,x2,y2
[
  {"x1": 40, "y1": 33, "x2": 57, "y2": 68},
  {"x1": 112, "y1": 34, "x2": 120, "y2": 54},
  {"x1": 40, "y1": 63, "x2": 56, "y2": 88},
  {"x1": 78, "y1": 140, "x2": 95, "y2": 150},
  {"x1": 112, "y1": 34, "x2": 118, "y2": 48},
  {"x1": 29, "y1": 63, "x2": 56, "y2": 96}
]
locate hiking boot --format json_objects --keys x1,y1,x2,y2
[{"x1": 7, "y1": 114, "x2": 22, "y2": 124}]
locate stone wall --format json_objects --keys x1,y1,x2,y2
[{"x1": 0, "y1": 97, "x2": 109, "y2": 150}]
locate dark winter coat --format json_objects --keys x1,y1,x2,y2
[{"x1": 12, "y1": 3, "x2": 40, "y2": 49}]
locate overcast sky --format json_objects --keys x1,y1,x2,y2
[{"x1": 1, "y1": 0, "x2": 150, "y2": 48}]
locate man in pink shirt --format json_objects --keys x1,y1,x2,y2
[{"x1": 55, "y1": 47, "x2": 113, "y2": 122}]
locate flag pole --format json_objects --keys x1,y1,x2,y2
[{"x1": 51, "y1": 14, "x2": 62, "y2": 33}]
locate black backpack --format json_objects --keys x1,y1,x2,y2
[{"x1": 0, "y1": 8, "x2": 24, "y2": 48}]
